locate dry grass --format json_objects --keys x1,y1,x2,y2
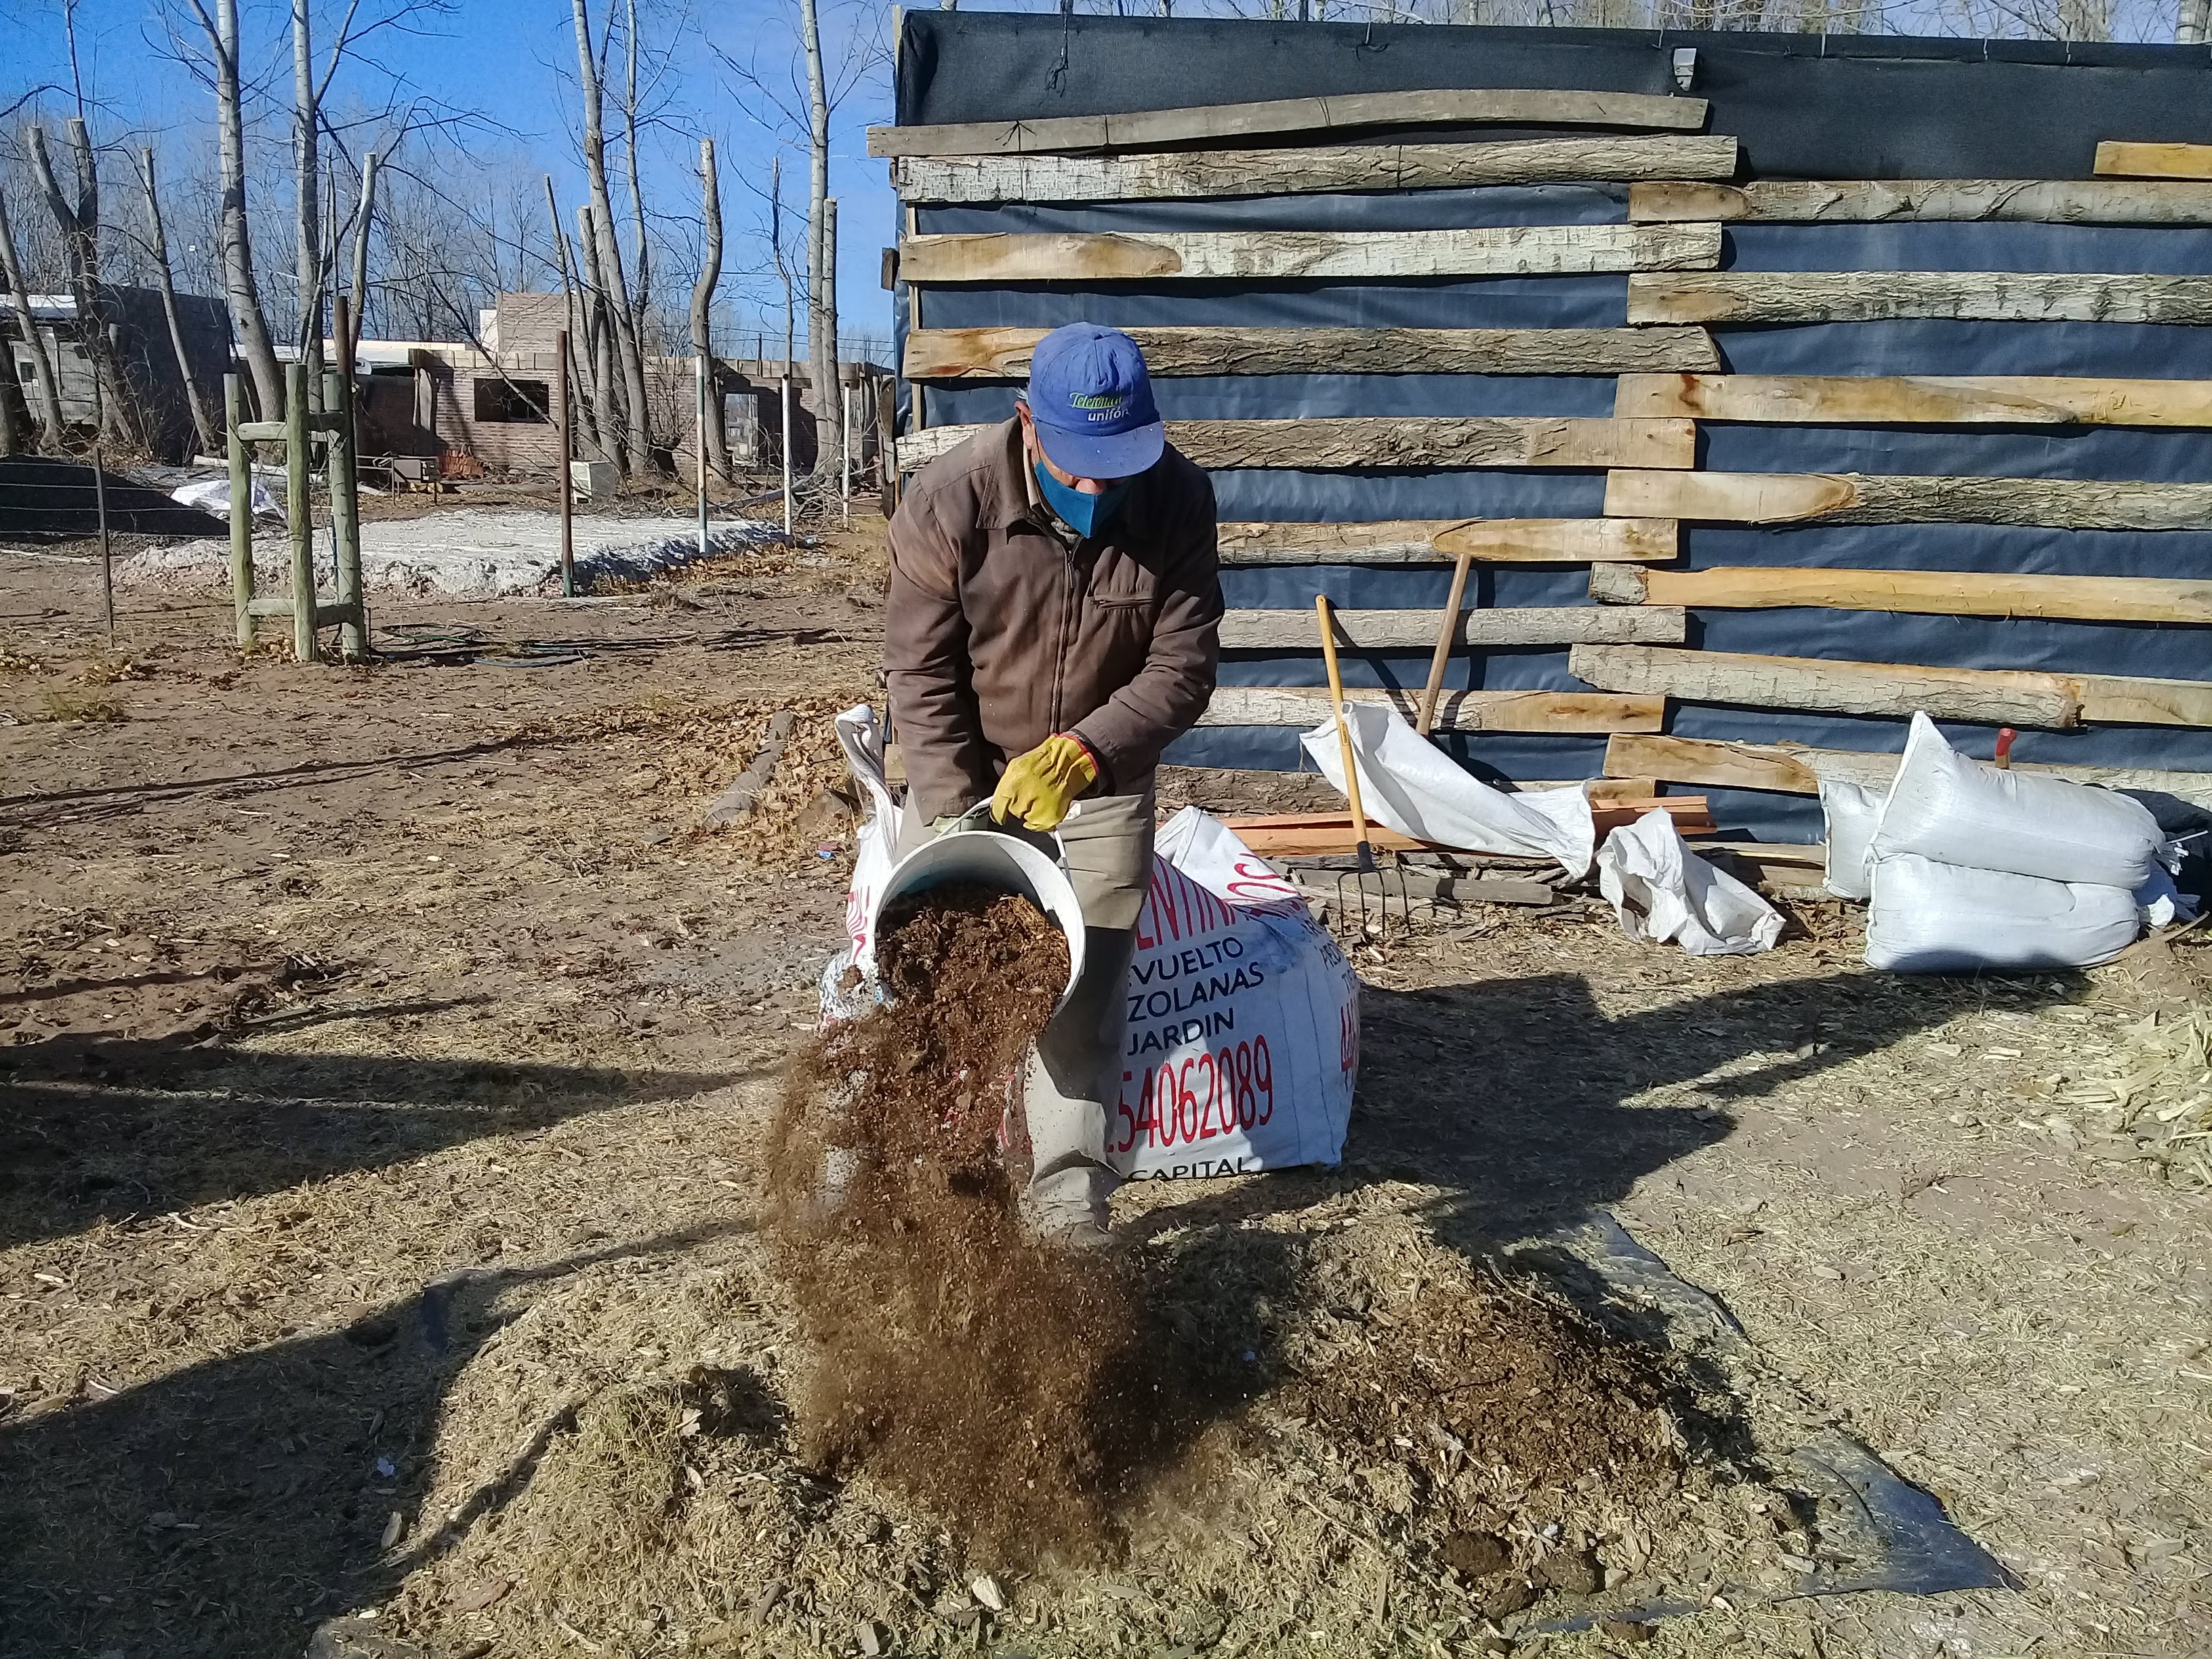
[{"x1": 27, "y1": 687, "x2": 127, "y2": 722}]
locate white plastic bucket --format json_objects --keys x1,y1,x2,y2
[{"x1": 865, "y1": 827, "x2": 1087, "y2": 1011}]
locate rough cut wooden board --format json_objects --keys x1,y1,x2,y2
[
  {"x1": 1215, "y1": 518, "x2": 1679, "y2": 565},
  {"x1": 1569, "y1": 643, "x2": 2085, "y2": 728},
  {"x1": 905, "y1": 325, "x2": 1723, "y2": 380},
  {"x1": 901, "y1": 417, "x2": 1696, "y2": 473},
  {"x1": 902, "y1": 224, "x2": 1723, "y2": 284},
  {"x1": 1603, "y1": 731, "x2": 2212, "y2": 811},
  {"x1": 1589, "y1": 561, "x2": 2212, "y2": 624},
  {"x1": 1613, "y1": 373, "x2": 2212, "y2": 428},
  {"x1": 1233, "y1": 798, "x2": 1711, "y2": 855},
  {"x1": 1200, "y1": 685, "x2": 1665, "y2": 733},
  {"x1": 1627, "y1": 270, "x2": 2212, "y2": 326},
  {"x1": 1629, "y1": 178, "x2": 2212, "y2": 225},
  {"x1": 867, "y1": 88, "x2": 1712, "y2": 157},
  {"x1": 893, "y1": 136, "x2": 1740, "y2": 202},
  {"x1": 1221, "y1": 604, "x2": 1687, "y2": 650},
  {"x1": 1603, "y1": 468, "x2": 2212, "y2": 531},
  {"x1": 2095, "y1": 141, "x2": 2212, "y2": 180}
]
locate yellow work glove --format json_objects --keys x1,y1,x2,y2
[{"x1": 991, "y1": 734, "x2": 1099, "y2": 831}]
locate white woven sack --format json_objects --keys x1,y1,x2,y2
[
  {"x1": 1820, "y1": 777, "x2": 1883, "y2": 901},
  {"x1": 1864, "y1": 853, "x2": 2140, "y2": 974},
  {"x1": 1869, "y1": 712, "x2": 2166, "y2": 890},
  {"x1": 1109, "y1": 808, "x2": 1361, "y2": 1180},
  {"x1": 1597, "y1": 808, "x2": 1783, "y2": 957},
  {"x1": 1298, "y1": 699, "x2": 1595, "y2": 878}
]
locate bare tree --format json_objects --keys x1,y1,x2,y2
[
  {"x1": 577, "y1": 201, "x2": 627, "y2": 468},
  {"x1": 138, "y1": 148, "x2": 220, "y2": 455},
  {"x1": 347, "y1": 150, "x2": 376, "y2": 359},
  {"x1": 570, "y1": 0, "x2": 653, "y2": 472},
  {"x1": 799, "y1": 0, "x2": 839, "y2": 483},
  {"x1": 690, "y1": 136, "x2": 728, "y2": 479},
  {"x1": 172, "y1": 0, "x2": 285, "y2": 417},
  {"x1": 0, "y1": 188, "x2": 64, "y2": 441},
  {"x1": 26, "y1": 120, "x2": 146, "y2": 448},
  {"x1": 544, "y1": 173, "x2": 602, "y2": 455}
]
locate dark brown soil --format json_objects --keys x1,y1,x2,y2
[{"x1": 769, "y1": 886, "x2": 1191, "y2": 1557}]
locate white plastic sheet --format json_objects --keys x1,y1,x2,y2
[
  {"x1": 170, "y1": 474, "x2": 279, "y2": 519},
  {"x1": 1298, "y1": 700, "x2": 1595, "y2": 878},
  {"x1": 1597, "y1": 809, "x2": 1784, "y2": 958},
  {"x1": 1865, "y1": 854, "x2": 2142, "y2": 973},
  {"x1": 1870, "y1": 712, "x2": 2168, "y2": 890}
]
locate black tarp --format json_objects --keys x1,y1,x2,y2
[{"x1": 893, "y1": 16, "x2": 2212, "y2": 840}]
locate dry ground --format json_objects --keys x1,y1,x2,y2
[{"x1": 1, "y1": 509, "x2": 2207, "y2": 1659}]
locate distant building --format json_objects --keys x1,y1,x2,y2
[
  {"x1": 3, "y1": 288, "x2": 230, "y2": 463},
  {"x1": 335, "y1": 292, "x2": 888, "y2": 479}
]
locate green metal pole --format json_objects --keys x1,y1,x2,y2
[
  {"x1": 226, "y1": 373, "x2": 255, "y2": 648},
  {"x1": 285, "y1": 361, "x2": 316, "y2": 663}
]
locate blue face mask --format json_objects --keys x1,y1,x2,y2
[{"x1": 1034, "y1": 461, "x2": 1130, "y2": 539}]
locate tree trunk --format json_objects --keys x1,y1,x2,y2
[
  {"x1": 211, "y1": 0, "x2": 283, "y2": 418},
  {"x1": 571, "y1": 0, "x2": 653, "y2": 472},
  {"x1": 690, "y1": 137, "x2": 729, "y2": 480},
  {"x1": 545, "y1": 176, "x2": 601, "y2": 454},
  {"x1": 576, "y1": 203, "x2": 626, "y2": 469},
  {"x1": 0, "y1": 348, "x2": 30, "y2": 455},
  {"x1": 350, "y1": 152, "x2": 376, "y2": 354},
  {"x1": 26, "y1": 121, "x2": 145, "y2": 450},
  {"x1": 2180, "y1": 0, "x2": 2209, "y2": 41},
  {"x1": 0, "y1": 190, "x2": 64, "y2": 441},
  {"x1": 139, "y1": 148, "x2": 220, "y2": 457},
  {"x1": 292, "y1": 0, "x2": 324, "y2": 403},
  {"x1": 800, "y1": 0, "x2": 840, "y2": 483},
  {"x1": 623, "y1": 0, "x2": 651, "y2": 333}
]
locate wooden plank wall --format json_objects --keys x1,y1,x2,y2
[{"x1": 885, "y1": 88, "x2": 2212, "y2": 834}]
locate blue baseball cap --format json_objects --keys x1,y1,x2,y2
[{"x1": 1024, "y1": 323, "x2": 1164, "y2": 480}]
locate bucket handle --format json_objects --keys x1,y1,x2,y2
[{"x1": 945, "y1": 800, "x2": 1072, "y2": 865}]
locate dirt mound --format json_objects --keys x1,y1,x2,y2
[{"x1": 769, "y1": 884, "x2": 1197, "y2": 1555}]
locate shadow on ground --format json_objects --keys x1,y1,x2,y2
[
  {"x1": 0, "y1": 1227, "x2": 754, "y2": 1659},
  {"x1": 0, "y1": 1027, "x2": 756, "y2": 1250}
]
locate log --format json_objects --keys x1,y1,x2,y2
[
  {"x1": 902, "y1": 224, "x2": 1723, "y2": 285},
  {"x1": 903, "y1": 324, "x2": 1722, "y2": 380},
  {"x1": 1629, "y1": 178, "x2": 2212, "y2": 226},
  {"x1": 1199, "y1": 684, "x2": 1665, "y2": 733},
  {"x1": 1613, "y1": 373, "x2": 2212, "y2": 428},
  {"x1": 1218, "y1": 604, "x2": 1687, "y2": 650},
  {"x1": 1568, "y1": 643, "x2": 2085, "y2": 729},
  {"x1": 1627, "y1": 270, "x2": 2212, "y2": 326},
  {"x1": 1589, "y1": 561, "x2": 2212, "y2": 625},
  {"x1": 891, "y1": 136, "x2": 1740, "y2": 203},
  {"x1": 1231, "y1": 798, "x2": 1712, "y2": 857},
  {"x1": 866, "y1": 88, "x2": 1713, "y2": 158},
  {"x1": 702, "y1": 709, "x2": 796, "y2": 826},
  {"x1": 1602, "y1": 468, "x2": 2212, "y2": 531},
  {"x1": 1285, "y1": 869, "x2": 1559, "y2": 908},
  {"x1": 1216, "y1": 517, "x2": 1679, "y2": 566},
  {"x1": 1603, "y1": 731, "x2": 2212, "y2": 813},
  {"x1": 900, "y1": 416, "x2": 1696, "y2": 474},
  {"x1": 2074, "y1": 674, "x2": 2212, "y2": 728},
  {"x1": 2095, "y1": 141, "x2": 2212, "y2": 181}
]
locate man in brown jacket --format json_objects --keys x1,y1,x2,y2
[{"x1": 884, "y1": 323, "x2": 1222, "y2": 1241}]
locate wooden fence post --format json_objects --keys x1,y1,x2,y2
[
  {"x1": 226, "y1": 373, "x2": 255, "y2": 647},
  {"x1": 285, "y1": 361, "x2": 316, "y2": 663},
  {"x1": 323, "y1": 368, "x2": 365, "y2": 661}
]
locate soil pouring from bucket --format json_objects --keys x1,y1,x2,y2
[{"x1": 769, "y1": 882, "x2": 1177, "y2": 1554}]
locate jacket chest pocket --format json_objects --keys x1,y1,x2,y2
[{"x1": 1087, "y1": 553, "x2": 1160, "y2": 611}]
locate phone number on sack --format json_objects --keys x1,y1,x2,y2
[{"x1": 1113, "y1": 1035, "x2": 1274, "y2": 1155}]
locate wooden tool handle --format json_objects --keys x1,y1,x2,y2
[
  {"x1": 1314, "y1": 595, "x2": 1373, "y2": 853},
  {"x1": 1417, "y1": 549, "x2": 1474, "y2": 736}
]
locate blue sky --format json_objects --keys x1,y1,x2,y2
[{"x1": 3, "y1": 0, "x2": 904, "y2": 350}]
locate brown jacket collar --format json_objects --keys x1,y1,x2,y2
[{"x1": 978, "y1": 416, "x2": 1172, "y2": 546}]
